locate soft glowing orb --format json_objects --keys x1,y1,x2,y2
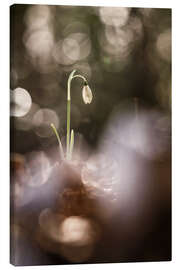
[
  {"x1": 99, "y1": 7, "x2": 130, "y2": 27},
  {"x1": 59, "y1": 216, "x2": 94, "y2": 246},
  {"x1": 10, "y1": 88, "x2": 32, "y2": 117}
]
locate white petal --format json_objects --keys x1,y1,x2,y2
[{"x1": 82, "y1": 85, "x2": 93, "y2": 104}]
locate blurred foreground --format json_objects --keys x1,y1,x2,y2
[{"x1": 10, "y1": 4, "x2": 171, "y2": 265}]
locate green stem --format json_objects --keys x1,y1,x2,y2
[
  {"x1": 66, "y1": 70, "x2": 76, "y2": 159},
  {"x1": 66, "y1": 99, "x2": 71, "y2": 159},
  {"x1": 73, "y1": 74, "x2": 87, "y2": 83},
  {"x1": 51, "y1": 123, "x2": 64, "y2": 159},
  {"x1": 69, "y1": 129, "x2": 74, "y2": 160},
  {"x1": 66, "y1": 70, "x2": 88, "y2": 160}
]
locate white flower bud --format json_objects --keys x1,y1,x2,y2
[{"x1": 82, "y1": 83, "x2": 93, "y2": 104}]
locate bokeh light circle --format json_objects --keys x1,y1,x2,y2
[{"x1": 10, "y1": 87, "x2": 32, "y2": 117}]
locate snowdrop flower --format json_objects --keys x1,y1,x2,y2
[
  {"x1": 51, "y1": 70, "x2": 93, "y2": 160},
  {"x1": 82, "y1": 82, "x2": 93, "y2": 104}
]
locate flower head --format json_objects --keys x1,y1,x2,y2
[{"x1": 82, "y1": 82, "x2": 93, "y2": 104}]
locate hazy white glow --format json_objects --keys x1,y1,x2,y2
[
  {"x1": 39, "y1": 208, "x2": 96, "y2": 262},
  {"x1": 26, "y1": 151, "x2": 51, "y2": 187},
  {"x1": 156, "y1": 28, "x2": 171, "y2": 62},
  {"x1": 10, "y1": 88, "x2": 32, "y2": 117},
  {"x1": 39, "y1": 212, "x2": 96, "y2": 248},
  {"x1": 102, "y1": 109, "x2": 170, "y2": 161},
  {"x1": 54, "y1": 33, "x2": 91, "y2": 65},
  {"x1": 82, "y1": 154, "x2": 118, "y2": 192},
  {"x1": 105, "y1": 27, "x2": 133, "y2": 46},
  {"x1": 105, "y1": 26, "x2": 133, "y2": 56},
  {"x1": 82, "y1": 107, "x2": 170, "y2": 219},
  {"x1": 12, "y1": 153, "x2": 60, "y2": 208},
  {"x1": 33, "y1": 108, "x2": 59, "y2": 137},
  {"x1": 62, "y1": 38, "x2": 80, "y2": 61},
  {"x1": 118, "y1": 112, "x2": 170, "y2": 160},
  {"x1": 24, "y1": 5, "x2": 52, "y2": 30},
  {"x1": 69, "y1": 33, "x2": 91, "y2": 60},
  {"x1": 24, "y1": 28, "x2": 54, "y2": 59},
  {"x1": 98, "y1": 15, "x2": 143, "y2": 64},
  {"x1": 99, "y1": 7, "x2": 130, "y2": 27},
  {"x1": 24, "y1": 5, "x2": 55, "y2": 73},
  {"x1": 53, "y1": 40, "x2": 75, "y2": 65},
  {"x1": 81, "y1": 149, "x2": 143, "y2": 218},
  {"x1": 15, "y1": 103, "x2": 40, "y2": 131},
  {"x1": 59, "y1": 216, "x2": 94, "y2": 246}
]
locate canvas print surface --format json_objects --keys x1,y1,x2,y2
[{"x1": 10, "y1": 4, "x2": 171, "y2": 266}]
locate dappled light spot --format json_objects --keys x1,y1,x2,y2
[
  {"x1": 99, "y1": 7, "x2": 130, "y2": 27},
  {"x1": 33, "y1": 108, "x2": 59, "y2": 137},
  {"x1": 10, "y1": 88, "x2": 32, "y2": 117},
  {"x1": 24, "y1": 28, "x2": 54, "y2": 59},
  {"x1": 24, "y1": 5, "x2": 52, "y2": 30},
  {"x1": 25, "y1": 151, "x2": 51, "y2": 187},
  {"x1": 59, "y1": 216, "x2": 95, "y2": 246},
  {"x1": 15, "y1": 103, "x2": 40, "y2": 131},
  {"x1": 59, "y1": 216, "x2": 99, "y2": 262},
  {"x1": 53, "y1": 33, "x2": 91, "y2": 65}
]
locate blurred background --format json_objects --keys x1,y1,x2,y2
[{"x1": 10, "y1": 4, "x2": 171, "y2": 266}]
